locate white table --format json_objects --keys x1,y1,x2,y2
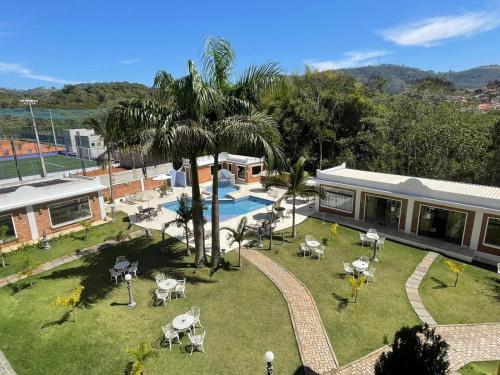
[
  {"x1": 352, "y1": 259, "x2": 369, "y2": 272},
  {"x1": 366, "y1": 232, "x2": 379, "y2": 241},
  {"x1": 172, "y1": 313, "x2": 195, "y2": 331},
  {"x1": 114, "y1": 260, "x2": 130, "y2": 271},
  {"x1": 307, "y1": 240, "x2": 320, "y2": 249},
  {"x1": 158, "y1": 279, "x2": 177, "y2": 291}
]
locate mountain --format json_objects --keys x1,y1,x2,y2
[
  {"x1": 340, "y1": 64, "x2": 500, "y2": 91},
  {"x1": 0, "y1": 82, "x2": 152, "y2": 109}
]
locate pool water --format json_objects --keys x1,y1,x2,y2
[
  {"x1": 205, "y1": 184, "x2": 238, "y2": 198},
  {"x1": 163, "y1": 196, "x2": 272, "y2": 222}
]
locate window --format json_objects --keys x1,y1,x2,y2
[
  {"x1": 251, "y1": 165, "x2": 262, "y2": 176},
  {"x1": 365, "y1": 195, "x2": 401, "y2": 230},
  {"x1": 49, "y1": 197, "x2": 92, "y2": 227},
  {"x1": 0, "y1": 214, "x2": 16, "y2": 241},
  {"x1": 237, "y1": 166, "x2": 245, "y2": 180},
  {"x1": 91, "y1": 143, "x2": 96, "y2": 147},
  {"x1": 320, "y1": 187, "x2": 354, "y2": 213},
  {"x1": 417, "y1": 205, "x2": 466, "y2": 245},
  {"x1": 484, "y1": 217, "x2": 500, "y2": 248}
]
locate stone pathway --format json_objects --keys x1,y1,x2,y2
[
  {"x1": 0, "y1": 351, "x2": 16, "y2": 375},
  {"x1": 0, "y1": 230, "x2": 145, "y2": 288},
  {"x1": 329, "y1": 323, "x2": 500, "y2": 375},
  {"x1": 405, "y1": 252, "x2": 438, "y2": 326},
  {"x1": 241, "y1": 248, "x2": 338, "y2": 374}
]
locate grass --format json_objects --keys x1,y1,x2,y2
[
  {"x1": 0, "y1": 154, "x2": 97, "y2": 180},
  {"x1": 419, "y1": 255, "x2": 499, "y2": 324},
  {"x1": 259, "y1": 218, "x2": 426, "y2": 365},
  {"x1": 460, "y1": 361, "x2": 500, "y2": 375},
  {"x1": 0, "y1": 212, "x2": 130, "y2": 278},
  {"x1": 0, "y1": 231, "x2": 303, "y2": 375}
]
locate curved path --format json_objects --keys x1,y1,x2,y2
[{"x1": 241, "y1": 248, "x2": 338, "y2": 374}]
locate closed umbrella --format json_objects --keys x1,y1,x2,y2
[{"x1": 135, "y1": 190, "x2": 156, "y2": 207}]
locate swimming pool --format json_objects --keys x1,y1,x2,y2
[
  {"x1": 163, "y1": 196, "x2": 272, "y2": 222},
  {"x1": 205, "y1": 183, "x2": 238, "y2": 198}
]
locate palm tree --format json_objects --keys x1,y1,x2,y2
[
  {"x1": 125, "y1": 342, "x2": 159, "y2": 375},
  {"x1": 200, "y1": 37, "x2": 284, "y2": 268},
  {"x1": 164, "y1": 193, "x2": 193, "y2": 256},
  {"x1": 0, "y1": 225, "x2": 8, "y2": 267},
  {"x1": 221, "y1": 216, "x2": 249, "y2": 268},
  {"x1": 262, "y1": 156, "x2": 322, "y2": 238}
]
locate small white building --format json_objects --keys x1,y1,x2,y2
[{"x1": 62, "y1": 129, "x2": 106, "y2": 159}]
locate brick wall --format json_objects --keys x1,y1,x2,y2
[
  {"x1": 197, "y1": 165, "x2": 212, "y2": 184},
  {"x1": 410, "y1": 201, "x2": 475, "y2": 246},
  {"x1": 477, "y1": 213, "x2": 500, "y2": 256},
  {"x1": 360, "y1": 192, "x2": 407, "y2": 231},
  {"x1": 245, "y1": 164, "x2": 263, "y2": 183},
  {"x1": 318, "y1": 185, "x2": 356, "y2": 218},
  {"x1": 0, "y1": 208, "x2": 32, "y2": 250},
  {"x1": 102, "y1": 178, "x2": 165, "y2": 200}
]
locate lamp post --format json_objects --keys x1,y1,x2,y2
[
  {"x1": 124, "y1": 273, "x2": 136, "y2": 308},
  {"x1": 265, "y1": 351, "x2": 274, "y2": 375},
  {"x1": 371, "y1": 240, "x2": 380, "y2": 263},
  {"x1": 20, "y1": 99, "x2": 47, "y2": 178}
]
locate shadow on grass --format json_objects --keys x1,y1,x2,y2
[
  {"x1": 7, "y1": 281, "x2": 33, "y2": 295},
  {"x1": 40, "y1": 310, "x2": 72, "y2": 330},
  {"x1": 486, "y1": 277, "x2": 500, "y2": 302},
  {"x1": 430, "y1": 276, "x2": 448, "y2": 289},
  {"x1": 332, "y1": 292, "x2": 349, "y2": 312},
  {"x1": 39, "y1": 235, "x2": 216, "y2": 308},
  {"x1": 292, "y1": 365, "x2": 310, "y2": 375}
]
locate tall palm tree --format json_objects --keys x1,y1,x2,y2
[
  {"x1": 220, "y1": 216, "x2": 249, "y2": 268},
  {"x1": 201, "y1": 37, "x2": 284, "y2": 268},
  {"x1": 262, "y1": 157, "x2": 323, "y2": 238},
  {"x1": 164, "y1": 193, "x2": 193, "y2": 256}
]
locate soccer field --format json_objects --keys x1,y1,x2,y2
[{"x1": 0, "y1": 155, "x2": 98, "y2": 180}]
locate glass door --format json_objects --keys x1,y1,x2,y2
[
  {"x1": 417, "y1": 205, "x2": 466, "y2": 245},
  {"x1": 364, "y1": 195, "x2": 401, "y2": 230}
]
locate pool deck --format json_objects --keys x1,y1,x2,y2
[{"x1": 115, "y1": 182, "x2": 314, "y2": 253}]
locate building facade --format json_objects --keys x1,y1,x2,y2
[
  {"x1": 313, "y1": 163, "x2": 500, "y2": 265},
  {"x1": 62, "y1": 129, "x2": 106, "y2": 159},
  {"x1": 0, "y1": 176, "x2": 107, "y2": 250}
]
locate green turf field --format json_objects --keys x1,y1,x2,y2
[{"x1": 0, "y1": 155, "x2": 98, "y2": 180}]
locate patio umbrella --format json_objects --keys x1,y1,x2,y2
[
  {"x1": 135, "y1": 190, "x2": 156, "y2": 207},
  {"x1": 152, "y1": 174, "x2": 170, "y2": 181}
]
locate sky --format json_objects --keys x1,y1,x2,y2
[{"x1": 1, "y1": 0, "x2": 500, "y2": 89}]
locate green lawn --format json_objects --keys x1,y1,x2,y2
[
  {"x1": 260, "y1": 218, "x2": 426, "y2": 365},
  {"x1": 419, "y1": 255, "x2": 499, "y2": 324},
  {"x1": 0, "y1": 212, "x2": 132, "y2": 279},
  {"x1": 0, "y1": 155, "x2": 97, "y2": 180},
  {"x1": 460, "y1": 361, "x2": 500, "y2": 375},
  {"x1": 0, "y1": 231, "x2": 302, "y2": 374}
]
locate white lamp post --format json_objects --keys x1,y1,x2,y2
[
  {"x1": 124, "y1": 273, "x2": 136, "y2": 308},
  {"x1": 20, "y1": 99, "x2": 47, "y2": 177},
  {"x1": 265, "y1": 351, "x2": 274, "y2": 375}
]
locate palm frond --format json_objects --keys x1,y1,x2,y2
[{"x1": 202, "y1": 36, "x2": 235, "y2": 89}]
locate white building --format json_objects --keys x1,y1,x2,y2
[{"x1": 62, "y1": 129, "x2": 106, "y2": 160}]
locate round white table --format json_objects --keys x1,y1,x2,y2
[
  {"x1": 366, "y1": 232, "x2": 379, "y2": 241},
  {"x1": 307, "y1": 240, "x2": 320, "y2": 249},
  {"x1": 352, "y1": 259, "x2": 369, "y2": 272},
  {"x1": 114, "y1": 260, "x2": 130, "y2": 271},
  {"x1": 172, "y1": 313, "x2": 195, "y2": 331},
  {"x1": 158, "y1": 279, "x2": 177, "y2": 290}
]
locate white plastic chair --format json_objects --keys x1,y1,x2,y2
[
  {"x1": 359, "y1": 233, "x2": 369, "y2": 247},
  {"x1": 314, "y1": 245, "x2": 325, "y2": 260},
  {"x1": 343, "y1": 262, "x2": 354, "y2": 276},
  {"x1": 368, "y1": 228, "x2": 378, "y2": 234},
  {"x1": 497, "y1": 263, "x2": 500, "y2": 275},
  {"x1": 155, "y1": 273, "x2": 166, "y2": 284},
  {"x1": 188, "y1": 306, "x2": 203, "y2": 331},
  {"x1": 174, "y1": 278, "x2": 186, "y2": 299},
  {"x1": 359, "y1": 255, "x2": 370, "y2": 263},
  {"x1": 188, "y1": 331, "x2": 206, "y2": 355},
  {"x1": 127, "y1": 261, "x2": 138, "y2": 278},
  {"x1": 376, "y1": 238, "x2": 385, "y2": 250},
  {"x1": 299, "y1": 243, "x2": 309, "y2": 257},
  {"x1": 155, "y1": 288, "x2": 171, "y2": 307},
  {"x1": 306, "y1": 235, "x2": 314, "y2": 243},
  {"x1": 116, "y1": 256, "x2": 127, "y2": 263},
  {"x1": 363, "y1": 267, "x2": 376, "y2": 282},
  {"x1": 162, "y1": 324, "x2": 180, "y2": 350},
  {"x1": 109, "y1": 268, "x2": 123, "y2": 283}
]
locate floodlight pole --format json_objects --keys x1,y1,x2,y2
[
  {"x1": 9, "y1": 136, "x2": 22, "y2": 181},
  {"x1": 48, "y1": 109, "x2": 59, "y2": 151},
  {"x1": 20, "y1": 99, "x2": 47, "y2": 178}
]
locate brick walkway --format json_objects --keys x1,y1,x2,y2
[
  {"x1": 329, "y1": 323, "x2": 500, "y2": 375},
  {"x1": 241, "y1": 248, "x2": 338, "y2": 374},
  {"x1": 405, "y1": 252, "x2": 438, "y2": 326},
  {"x1": 0, "y1": 351, "x2": 16, "y2": 375}
]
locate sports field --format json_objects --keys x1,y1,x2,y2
[{"x1": 0, "y1": 154, "x2": 98, "y2": 180}]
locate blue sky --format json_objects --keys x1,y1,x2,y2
[{"x1": 1, "y1": 0, "x2": 500, "y2": 89}]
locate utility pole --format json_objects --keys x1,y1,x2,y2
[
  {"x1": 9, "y1": 136, "x2": 22, "y2": 181},
  {"x1": 48, "y1": 109, "x2": 59, "y2": 152},
  {"x1": 76, "y1": 131, "x2": 87, "y2": 175},
  {"x1": 20, "y1": 99, "x2": 47, "y2": 178}
]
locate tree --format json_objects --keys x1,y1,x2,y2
[
  {"x1": 164, "y1": 193, "x2": 193, "y2": 256},
  {"x1": 444, "y1": 260, "x2": 466, "y2": 287},
  {"x1": 262, "y1": 157, "x2": 323, "y2": 238},
  {"x1": 0, "y1": 225, "x2": 8, "y2": 267},
  {"x1": 346, "y1": 275, "x2": 366, "y2": 303},
  {"x1": 125, "y1": 342, "x2": 159, "y2": 375},
  {"x1": 375, "y1": 324, "x2": 449, "y2": 375},
  {"x1": 221, "y1": 216, "x2": 249, "y2": 268},
  {"x1": 53, "y1": 285, "x2": 85, "y2": 321},
  {"x1": 20, "y1": 256, "x2": 40, "y2": 287},
  {"x1": 80, "y1": 220, "x2": 92, "y2": 239},
  {"x1": 330, "y1": 223, "x2": 339, "y2": 241}
]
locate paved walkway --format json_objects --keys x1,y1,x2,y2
[
  {"x1": 241, "y1": 248, "x2": 338, "y2": 374},
  {"x1": 0, "y1": 351, "x2": 16, "y2": 375},
  {"x1": 329, "y1": 323, "x2": 500, "y2": 375},
  {"x1": 405, "y1": 252, "x2": 438, "y2": 326}
]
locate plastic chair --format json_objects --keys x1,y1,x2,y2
[
  {"x1": 188, "y1": 331, "x2": 206, "y2": 355},
  {"x1": 162, "y1": 324, "x2": 180, "y2": 350},
  {"x1": 155, "y1": 289, "x2": 171, "y2": 307}
]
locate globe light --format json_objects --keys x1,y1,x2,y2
[
  {"x1": 124, "y1": 273, "x2": 132, "y2": 282},
  {"x1": 265, "y1": 351, "x2": 274, "y2": 363}
]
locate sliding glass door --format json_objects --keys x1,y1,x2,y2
[
  {"x1": 364, "y1": 195, "x2": 401, "y2": 230},
  {"x1": 417, "y1": 205, "x2": 466, "y2": 245}
]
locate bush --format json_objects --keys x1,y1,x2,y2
[{"x1": 375, "y1": 324, "x2": 449, "y2": 375}]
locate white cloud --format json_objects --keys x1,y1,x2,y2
[
  {"x1": 381, "y1": 12, "x2": 500, "y2": 47},
  {"x1": 303, "y1": 50, "x2": 389, "y2": 71},
  {"x1": 0, "y1": 61, "x2": 77, "y2": 84},
  {"x1": 119, "y1": 58, "x2": 140, "y2": 65}
]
